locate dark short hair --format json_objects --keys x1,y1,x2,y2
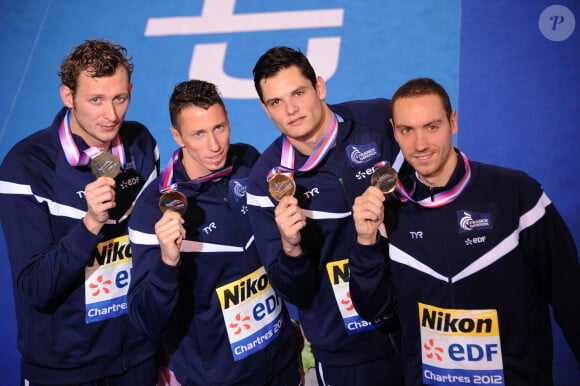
[
  {"x1": 252, "y1": 46, "x2": 317, "y2": 102},
  {"x1": 58, "y1": 39, "x2": 133, "y2": 93},
  {"x1": 391, "y1": 78, "x2": 452, "y2": 121},
  {"x1": 169, "y1": 79, "x2": 225, "y2": 127}
]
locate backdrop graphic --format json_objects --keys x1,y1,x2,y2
[{"x1": 0, "y1": 0, "x2": 578, "y2": 384}]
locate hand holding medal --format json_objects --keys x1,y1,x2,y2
[{"x1": 370, "y1": 161, "x2": 398, "y2": 194}]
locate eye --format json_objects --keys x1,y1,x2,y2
[
  {"x1": 91, "y1": 97, "x2": 101, "y2": 103},
  {"x1": 295, "y1": 90, "x2": 305, "y2": 96},
  {"x1": 268, "y1": 99, "x2": 280, "y2": 107},
  {"x1": 215, "y1": 125, "x2": 225, "y2": 132},
  {"x1": 427, "y1": 124, "x2": 438, "y2": 131},
  {"x1": 114, "y1": 95, "x2": 128, "y2": 104}
]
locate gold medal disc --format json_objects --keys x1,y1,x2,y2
[
  {"x1": 268, "y1": 173, "x2": 296, "y2": 201},
  {"x1": 91, "y1": 151, "x2": 121, "y2": 178},
  {"x1": 371, "y1": 165, "x2": 398, "y2": 194},
  {"x1": 159, "y1": 190, "x2": 188, "y2": 216}
]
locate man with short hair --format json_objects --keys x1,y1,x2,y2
[
  {"x1": 247, "y1": 46, "x2": 404, "y2": 386},
  {"x1": 0, "y1": 39, "x2": 160, "y2": 385},
  {"x1": 128, "y1": 79, "x2": 302, "y2": 386},
  {"x1": 349, "y1": 77, "x2": 580, "y2": 385}
]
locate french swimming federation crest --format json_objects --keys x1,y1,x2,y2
[
  {"x1": 346, "y1": 143, "x2": 380, "y2": 166},
  {"x1": 457, "y1": 211, "x2": 493, "y2": 233},
  {"x1": 216, "y1": 267, "x2": 284, "y2": 361},
  {"x1": 229, "y1": 178, "x2": 248, "y2": 202},
  {"x1": 419, "y1": 303, "x2": 505, "y2": 385}
]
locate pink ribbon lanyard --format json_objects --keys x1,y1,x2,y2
[
  {"x1": 395, "y1": 150, "x2": 471, "y2": 208},
  {"x1": 58, "y1": 109, "x2": 126, "y2": 168},
  {"x1": 267, "y1": 113, "x2": 338, "y2": 181},
  {"x1": 159, "y1": 148, "x2": 233, "y2": 193}
]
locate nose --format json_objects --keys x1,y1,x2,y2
[
  {"x1": 286, "y1": 98, "x2": 298, "y2": 116},
  {"x1": 103, "y1": 101, "x2": 119, "y2": 123},
  {"x1": 414, "y1": 130, "x2": 428, "y2": 152},
  {"x1": 207, "y1": 132, "x2": 220, "y2": 151}
]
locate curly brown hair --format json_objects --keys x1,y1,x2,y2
[{"x1": 58, "y1": 39, "x2": 134, "y2": 93}]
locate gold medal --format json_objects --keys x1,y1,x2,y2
[
  {"x1": 268, "y1": 173, "x2": 296, "y2": 201},
  {"x1": 371, "y1": 165, "x2": 398, "y2": 194},
  {"x1": 91, "y1": 151, "x2": 121, "y2": 178},
  {"x1": 159, "y1": 190, "x2": 188, "y2": 216}
]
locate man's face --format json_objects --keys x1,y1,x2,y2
[
  {"x1": 60, "y1": 67, "x2": 132, "y2": 149},
  {"x1": 171, "y1": 103, "x2": 231, "y2": 179},
  {"x1": 259, "y1": 65, "x2": 327, "y2": 143},
  {"x1": 391, "y1": 94, "x2": 458, "y2": 187}
]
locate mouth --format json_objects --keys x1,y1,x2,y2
[
  {"x1": 288, "y1": 116, "x2": 306, "y2": 126},
  {"x1": 100, "y1": 123, "x2": 118, "y2": 131},
  {"x1": 414, "y1": 153, "x2": 434, "y2": 162},
  {"x1": 207, "y1": 151, "x2": 225, "y2": 163}
]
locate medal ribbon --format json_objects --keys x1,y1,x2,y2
[
  {"x1": 373, "y1": 160, "x2": 391, "y2": 168},
  {"x1": 58, "y1": 109, "x2": 126, "y2": 168},
  {"x1": 394, "y1": 150, "x2": 471, "y2": 208},
  {"x1": 266, "y1": 113, "x2": 338, "y2": 181},
  {"x1": 159, "y1": 148, "x2": 233, "y2": 193}
]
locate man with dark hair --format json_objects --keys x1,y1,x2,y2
[
  {"x1": 247, "y1": 46, "x2": 405, "y2": 386},
  {"x1": 349, "y1": 77, "x2": 580, "y2": 385},
  {"x1": 128, "y1": 79, "x2": 302, "y2": 386},
  {"x1": 0, "y1": 39, "x2": 160, "y2": 385}
]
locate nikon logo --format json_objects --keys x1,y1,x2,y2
[
  {"x1": 421, "y1": 308, "x2": 492, "y2": 333},
  {"x1": 89, "y1": 236, "x2": 132, "y2": 267},
  {"x1": 222, "y1": 273, "x2": 269, "y2": 309}
]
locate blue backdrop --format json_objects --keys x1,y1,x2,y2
[{"x1": 0, "y1": 1, "x2": 578, "y2": 384}]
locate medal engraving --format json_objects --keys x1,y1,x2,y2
[
  {"x1": 159, "y1": 190, "x2": 188, "y2": 215},
  {"x1": 91, "y1": 151, "x2": 121, "y2": 178},
  {"x1": 371, "y1": 165, "x2": 398, "y2": 194},
  {"x1": 268, "y1": 173, "x2": 296, "y2": 201}
]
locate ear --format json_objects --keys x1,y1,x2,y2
[
  {"x1": 315, "y1": 76, "x2": 327, "y2": 100},
  {"x1": 170, "y1": 127, "x2": 185, "y2": 148},
  {"x1": 450, "y1": 110, "x2": 458, "y2": 135},
  {"x1": 60, "y1": 85, "x2": 74, "y2": 108}
]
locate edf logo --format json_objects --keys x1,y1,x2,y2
[{"x1": 448, "y1": 343, "x2": 500, "y2": 362}]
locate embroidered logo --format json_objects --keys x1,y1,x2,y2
[
  {"x1": 346, "y1": 143, "x2": 379, "y2": 166},
  {"x1": 457, "y1": 211, "x2": 493, "y2": 233},
  {"x1": 230, "y1": 178, "x2": 248, "y2": 202}
]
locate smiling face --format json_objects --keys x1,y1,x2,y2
[
  {"x1": 60, "y1": 66, "x2": 132, "y2": 150},
  {"x1": 259, "y1": 65, "x2": 330, "y2": 152},
  {"x1": 171, "y1": 103, "x2": 231, "y2": 179},
  {"x1": 391, "y1": 93, "x2": 458, "y2": 187}
]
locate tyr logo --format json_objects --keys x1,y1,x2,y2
[
  {"x1": 304, "y1": 187, "x2": 320, "y2": 199},
  {"x1": 410, "y1": 231, "x2": 423, "y2": 239},
  {"x1": 203, "y1": 222, "x2": 217, "y2": 234}
]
